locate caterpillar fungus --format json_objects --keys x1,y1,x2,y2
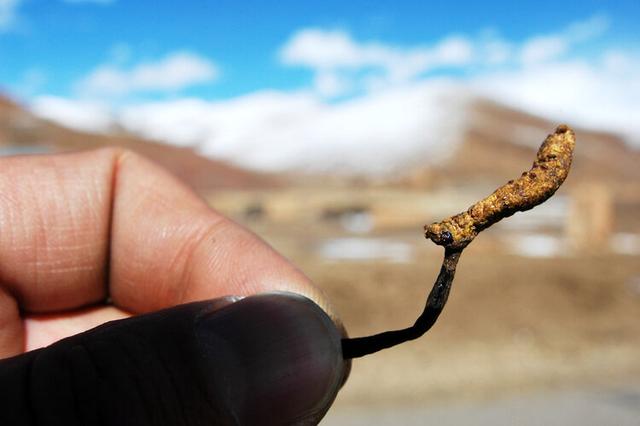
[{"x1": 342, "y1": 125, "x2": 576, "y2": 359}]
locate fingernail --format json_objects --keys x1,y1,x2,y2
[{"x1": 195, "y1": 292, "x2": 346, "y2": 425}]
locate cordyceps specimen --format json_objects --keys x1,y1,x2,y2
[{"x1": 341, "y1": 125, "x2": 576, "y2": 359}]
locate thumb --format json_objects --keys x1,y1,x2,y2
[{"x1": 0, "y1": 293, "x2": 347, "y2": 426}]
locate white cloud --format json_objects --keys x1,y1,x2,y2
[
  {"x1": 30, "y1": 96, "x2": 113, "y2": 133},
  {"x1": 565, "y1": 14, "x2": 610, "y2": 42},
  {"x1": 314, "y1": 70, "x2": 349, "y2": 98},
  {"x1": 280, "y1": 28, "x2": 473, "y2": 96},
  {"x1": 76, "y1": 51, "x2": 219, "y2": 97},
  {"x1": 280, "y1": 29, "x2": 363, "y2": 69},
  {"x1": 473, "y1": 51, "x2": 640, "y2": 143},
  {"x1": 30, "y1": 46, "x2": 640, "y2": 175},
  {"x1": 0, "y1": 0, "x2": 20, "y2": 31},
  {"x1": 116, "y1": 81, "x2": 469, "y2": 174},
  {"x1": 280, "y1": 17, "x2": 608, "y2": 97},
  {"x1": 113, "y1": 45, "x2": 640, "y2": 172},
  {"x1": 432, "y1": 36, "x2": 474, "y2": 66},
  {"x1": 281, "y1": 29, "x2": 473, "y2": 71},
  {"x1": 520, "y1": 14, "x2": 610, "y2": 65},
  {"x1": 477, "y1": 30, "x2": 513, "y2": 65},
  {"x1": 521, "y1": 36, "x2": 568, "y2": 65}
]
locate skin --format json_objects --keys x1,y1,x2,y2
[{"x1": 0, "y1": 147, "x2": 339, "y2": 359}]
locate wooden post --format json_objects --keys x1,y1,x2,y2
[{"x1": 567, "y1": 182, "x2": 613, "y2": 253}]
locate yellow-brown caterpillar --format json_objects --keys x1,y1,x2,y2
[
  {"x1": 425, "y1": 125, "x2": 576, "y2": 249},
  {"x1": 342, "y1": 125, "x2": 576, "y2": 359}
]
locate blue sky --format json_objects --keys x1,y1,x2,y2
[
  {"x1": 1, "y1": 0, "x2": 638, "y2": 100},
  {"x1": 1, "y1": 1, "x2": 639, "y2": 173}
]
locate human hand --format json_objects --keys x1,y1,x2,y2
[{"x1": 0, "y1": 149, "x2": 348, "y2": 425}]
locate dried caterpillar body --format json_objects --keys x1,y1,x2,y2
[
  {"x1": 425, "y1": 125, "x2": 576, "y2": 250},
  {"x1": 342, "y1": 125, "x2": 576, "y2": 360}
]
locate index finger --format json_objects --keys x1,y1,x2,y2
[{"x1": 0, "y1": 148, "x2": 333, "y2": 315}]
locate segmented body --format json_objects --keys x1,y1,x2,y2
[{"x1": 424, "y1": 125, "x2": 576, "y2": 250}]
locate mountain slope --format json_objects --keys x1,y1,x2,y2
[
  {"x1": 0, "y1": 94, "x2": 278, "y2": 193},
  {"x1": 4, "y1": 92, "x2": 639, "y2": 197},
  {"x1": 405, "y1": 99, "x2": 640, "y2": 196}
]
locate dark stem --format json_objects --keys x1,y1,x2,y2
[{"x1": 341, "y1": 248, "x2": 462, "y2": 359}]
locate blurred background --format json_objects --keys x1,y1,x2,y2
[{"x1": 1, "y1": 1, "x2": 639, "y2": 424}]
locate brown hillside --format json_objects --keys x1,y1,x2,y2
[
  {"x1": 0, "y1": 94, "x2": 278, "y2": 193},
  {"x1": 407, "y1": 99, "x2": 640, "y2": 201}
]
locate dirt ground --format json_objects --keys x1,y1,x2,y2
[
  {"x1": 322, "y1": 384, "x2": 640, "y2": 425},
  {"x1": 317, "y1": 252, "x2": 640, "y2": 406},
  {"x1": 248, "y1": 221, "x2": 640, "y2": 409}
]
